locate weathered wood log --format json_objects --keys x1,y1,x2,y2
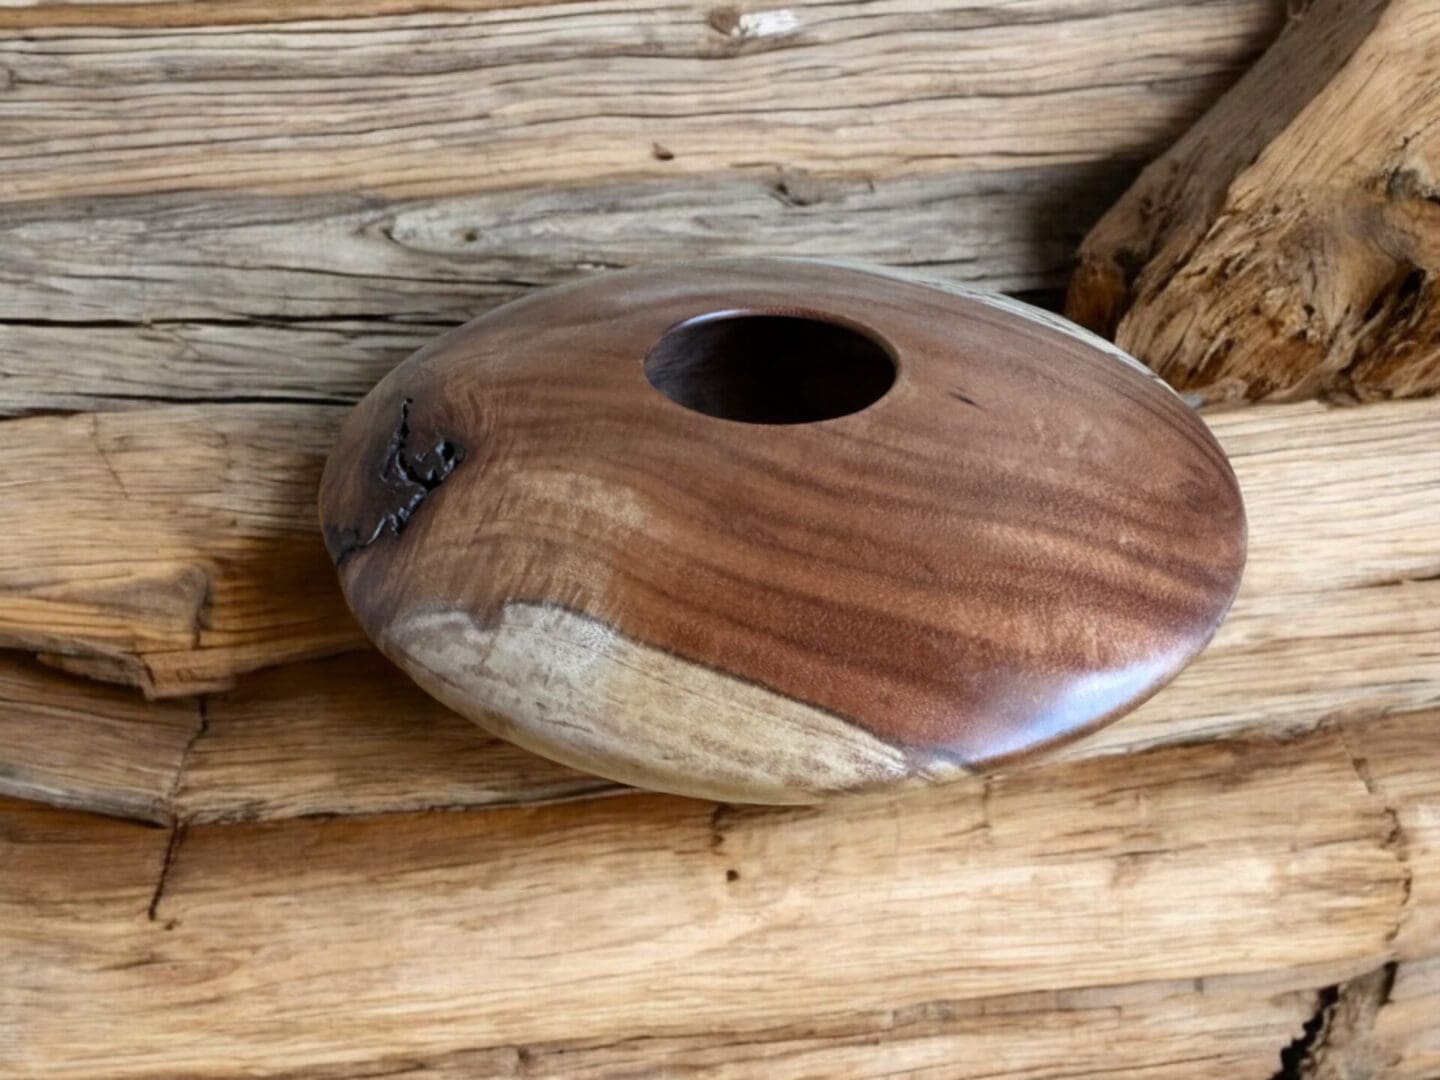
[
  {"x1": 320, "y1": 260, "x2": 1246, "y2": 802},
  {"x1": 1066, "y1": 0, "x2": 1440, "y2": 403},
  {"x1": 0, "y1": 0, "x2": 1279, "y2": 207},
  {"x1": 0, "y1": 655, "x2": 198, "y2": 822},
  {"x1": 0, "y1": 318, "x2": 448, "y2": 417},
  {"x1": 2, "y1": 707, "x2": 1434, "y2": 1077},
  {"x1": 177, "y1": 652, "x2": 613, "y2": 824},
  {"x1": 0, "y1": 0, "x2": 1285, "y2": 410},
  {"x1": 0, "y1": 405, "x2": 362, "y2": 696},
  {"x1": 1, "y1": 397, "x2": 1435, "y2": 815},
  {"x1": 0, "y1": 176, "x2": 1122, "y2": 327}
]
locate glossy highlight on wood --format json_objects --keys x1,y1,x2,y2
[{"x1": 319, "y1": 258, "x2": 1246, "y2": 803}]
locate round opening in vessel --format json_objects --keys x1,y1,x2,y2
[{"x1": 643, "y1": 312, "x2": 896, "y2": 424}]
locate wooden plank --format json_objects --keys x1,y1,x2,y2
[
  {"x1": 0, "y1": 318, "x2": 447, "y2": 416},
  {"x1": 174, "y1": 651, "x2": 612, "y2": 823},
  {"x1": 0, "y1": 653, "x2": 197, "y2": 821},
  {"x1": 0, "y1": 713, "x2": 1419, "y2": 1077},
  {"x1": 0, "y1": 171, "x2": 1123, "y2": 326},
  {"x1": 0, "y1": 0, "x2": 585, "y2": 29},
  {"x1": 0, "y1": 397, "x2": 1436, "y2": 818},
  {"x1": 1067, "y1": 0, "x2": 1440, "y2": 402},
  {"x1": 0, "y1": 0, "x2": 1282, "y2": 207},
  {"x1": 0, "y1": 405, "x2": 362, "y2": 697},
  {"x1": 8, "y1": 972, "x2": 1326, "y2": 1078}
]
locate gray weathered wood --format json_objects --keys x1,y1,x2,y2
[
  {"x1": 0, "y1": 0, "x2": 1284, "y2": 411},
  {"x1": 0, "y1": 0, "x2": 1280, "y2": 207}
]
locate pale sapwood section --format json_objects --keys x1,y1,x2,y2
[
  {"x1": 0, "y1": 0, "x2": 1282, "y2": 205},
  {"x1": 0, "y1": 398, "x2": 1436, "y2": 816},
  {"x1": 1066, "y1": 0, "x2": 1440, "y2": 403},
  {"x1": 0, "y1": 405, "x2": 363, "y2": 697},
  {"x1": 3, "y1": 708, "x2": 1432, "y2": 1078}
]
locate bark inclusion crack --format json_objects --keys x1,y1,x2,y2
[{"x1": 327, "y1": 396, "x2": 463, "y2": 564}]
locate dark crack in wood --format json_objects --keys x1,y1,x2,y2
[
  {"x1": 1272, "y1": 963, "x2": 1401, "y2": 1080},
  {"x1": 325, "y1": 397, "x2": 463, "y2": 565}
]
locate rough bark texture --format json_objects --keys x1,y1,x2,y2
[{"x1": 1066, "y1": 0, "x2": 1440, "y2": 403}]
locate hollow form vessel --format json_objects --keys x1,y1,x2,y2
[{"x1": 319, "y1": 258, "x2": 1246, "y2": 803}]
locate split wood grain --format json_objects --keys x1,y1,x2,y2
[
  {"x1": 3, "y1": 709, "x2": 1434, "y2": 1078},
  {"x1": 1343, "y1": 712, "x2": 1440, "y2": 962},
  {"x1": 0, "y1": 397, "x2": 1436, "y2": 814},
  {"x1": 0, "y1": 0, "x2": 1281, "y2": 207},
  {"x1": 1066, "y1": 0, "x2": 1440, "y2": 403},
  {"x1": 0, "y1": 405, "x2": 363, "y2": 697}
]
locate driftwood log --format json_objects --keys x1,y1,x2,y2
[
  {"x1": 3, "y1": 0, "x2": 1439, "y2": 1075},
  {"x1": 1066, "y1": 0, "x2": 1440, "y2": 403}
]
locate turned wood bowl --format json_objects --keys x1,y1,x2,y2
[{"x1": 319, "y1": 258, "x2": 1246, "y2": 803}]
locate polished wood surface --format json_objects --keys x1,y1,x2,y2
[{"x1": 319, "y1": 259, "x2": 1246, "y2": 801}]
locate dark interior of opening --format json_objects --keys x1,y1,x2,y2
[{"x1": 643, "y1": 313, "x2": 896, "y2": 424}]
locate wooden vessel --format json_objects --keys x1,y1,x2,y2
[{"x1": 319, "y1": 258, "x2": 1245, "y2": 802}]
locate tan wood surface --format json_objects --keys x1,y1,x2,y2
[
  {"x1": 4, "y1": 0, "x2": 1439, "y2": 1074},
  {"x1": 2, "y1": 708, "x2": 1436, "y2": 1077}
]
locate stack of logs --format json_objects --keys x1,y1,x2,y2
[{"x1": 1, "y1": 0, "x2": 1436, "y2": 1075}]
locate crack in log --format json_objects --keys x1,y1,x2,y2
[
  {"x1": 146, "y1": 821, "x2": 188, "y2": 924},
  {"x1": 148, "y1": 697, "x2": 211, "y2": 922},
  {"x1": 1271, "y1": 963, "x2": 1400, "y2": 1080},
  {"x1": 1274, "y1": 982, "x2": 1340, "y2": 1080},
  {"x1": 1337, "y1": 723, "x2": 1415, "y2": 945}
]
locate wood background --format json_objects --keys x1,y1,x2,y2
[{"x1": 2, "y1": 0, "x2": 1437, "y2": 1076}]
